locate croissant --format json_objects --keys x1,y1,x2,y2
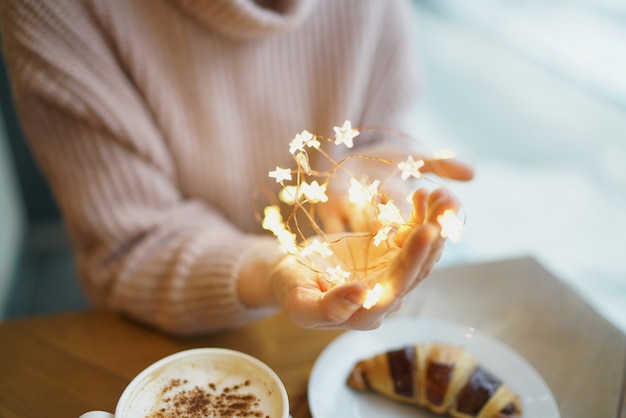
[{"x1": 346, "y1": 343, "x2": 522, "y2": 418}]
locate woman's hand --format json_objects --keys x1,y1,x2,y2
[
  {"x1": 270, "y1": 187, "x2": 460, "y2": 330},
  {"x1": 317, "y1": 151, "x2": 473, "y2": 234}
]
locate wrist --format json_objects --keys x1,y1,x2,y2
[{"x1": 237, "y1": 241, "x2": 285, "y2": 309}]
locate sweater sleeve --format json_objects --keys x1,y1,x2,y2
[{"x1": 0, "y1": 0, "x2": 279, "y2": 336}]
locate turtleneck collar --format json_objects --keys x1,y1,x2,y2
[{"x1": 169, "y1": 0, "x2": 319, "y2": 40}]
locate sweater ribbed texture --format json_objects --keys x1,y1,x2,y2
[{"x1": 0, "y1": 0, "x2": 420, "y2": 335}]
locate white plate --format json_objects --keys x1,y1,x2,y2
[{"x1": 308, "y1": 316, "x2": 559, "y2": 417}]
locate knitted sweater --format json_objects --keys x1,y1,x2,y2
[{"x1": 0, "y1": 0, "x2": 420, "y2": 335}]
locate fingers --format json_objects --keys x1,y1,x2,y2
[
  {"x1": 411, "y1": 188, "x2": 429, "y2": 225},
  {"x1": 391, "y1": 222, "x2": 440, "y2": 296},
  {"x1": 320, "y1": 281, "x2": 369, "y2": 323},
  {"x1": 421, "y1": 158, "x2": 474, "y2": 181},
  {"x1": 394, "y1": 188, "x2": 428, "y2": 246},
  {"x1": 283, "y1": 227, "x2": 443, "y2": 330},
  {"x1": 394, "y1": 187, "x2": 457, "y2": 247},
  {"x1": 424, "y1": 187, "x2": 461, "y2": 223},
  {"x1": 388, "y1": 189, "x2": 458, "y2": 296},
  {"x1": 336, "y1": 283, "x2": 405, "y2": 331},
  {"x1": 404, "y1": 226, "x2": 445, "y2": 294},
  {"x1": 282, "y1": 274, "x2": 398, "y2": 331},
  {"x1": 282, "y1": 187, "x2": 460, "y2": 332},
  {"x1": 283, "y1": 280, "x2": 368, "y2": 329}
]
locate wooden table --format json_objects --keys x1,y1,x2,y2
[{"x1": 0, "y1": 257, "x2": 624, "y2": 417}]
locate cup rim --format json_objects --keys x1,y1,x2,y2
[{"x1": 116, "y1": 347, "x2": 289, "y2": 417}]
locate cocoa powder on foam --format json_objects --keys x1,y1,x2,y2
[{"x1": 147, "y1": 378, "x2": 269, "y2": 418}]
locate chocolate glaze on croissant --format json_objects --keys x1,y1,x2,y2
[{"x1": 346, "y1": 343, "x2": 522, "y2": 418}]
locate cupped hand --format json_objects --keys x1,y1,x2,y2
[
  {"x1": 271, "y1": 187, "x2": 460, "y2": 330},
  {"x1": 317, "y1": 151, "x2": 473, "y2": 234}
]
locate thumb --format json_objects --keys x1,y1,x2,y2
[
  {"x1": 394, "y1": 188, "x2": 429, "y2": 246},
  {"x1": 422, "y1": 158, "x2": 474, "y2": 181},
  {"x1": 318, "y1": 281, "x2": 369, "y2": 325}
]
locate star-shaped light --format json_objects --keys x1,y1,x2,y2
[
  {"x1": 262, "y1": 205, "x2": 283, "y2": 233},
  {"x1": 276, "y1": 229, "x2": 298, "y2": 254},
  {"x1": 373, "y1": 225, "x2": 392, "y2": 247},
  {"x1": 268, "y1": 166, "x2": 292, "y2": 183},
  {"x1": 377, "y1": 201, "x2": 405, "y2": 226},
  {"x1": 333, "y1": 120, "x2": 359, "y2": 148},
  {"x1": 267, "y1": 123, "x2": 462, "y2": 305},
  {"x1": 262, "y1": 206, "x2": 298, "y2": 253},
  {"x1": 301, "y1": 181, "x2": 328, "y2": 203},
  {"x1": 278, "y1": 185, "x2": 301, "y2": 205},
  {"x1": 397, "y1": 155, "x2": 424, "y2": 180},
  {"x1": 348, "y1": 178, "x2": 380, "y2": 205},
  {"x1": 362, "y1": 283, "x2": 384, "y2": 309},
  {"x1": 437, "y1": 209, "x2": 464, "y2": 242},
  {"x1": 289, "y1": 130, "x2": 314, "y2": 154},
  {"x1": 326, "y1": 265, "x2": 350, "y2": 284},
  {"x1": 305, "y1": 132, "x2": 321, "y2": 149},
  {"x1": 300, "y1": 239, "x2": 333, "y2": 258}
]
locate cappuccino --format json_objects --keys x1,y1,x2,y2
[{"x1": 120, "y1": 349, "x2": 287, "y2": 418}]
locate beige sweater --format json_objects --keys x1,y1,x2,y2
[{"x1": 0, "y1": 0, "x2": 420, "y2": 335}]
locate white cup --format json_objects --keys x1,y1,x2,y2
[{"x1": 79, "y1": 348, "x2": 289, "y2": 418}]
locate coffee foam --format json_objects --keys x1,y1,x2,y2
[{"x1": 121, "y1": 349, "x2": 285, "y2": 418}]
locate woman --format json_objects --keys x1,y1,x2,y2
[{"x1": 0, "y1": 0, "x2": 472, "y2": 335}]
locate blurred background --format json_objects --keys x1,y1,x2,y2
[
  {"x1": 0, "y1": 55, "x2": 90, "y2": 319},
  {"x1": 409, "y1": 0, "x2": 626, "y2": 334},
  {"x1": 0, "y1": 0, "x2": 624, "y2": 334}
]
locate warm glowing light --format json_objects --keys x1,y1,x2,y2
[
  {"x1": 301, "y1": 181, "x2": 328, "y2": 203},
  {"x1": 278, "y1": 185, "x2": 301, "y2": 205},
  {"x1": 373, "y1": 225, "x2": 392, "y2": 247},
  {"x1": 437, "y1": 209, "x2": 464, "y2": 242},
  {"x1": 377, "y1": 201, "x2": 405, "y2": 226},
  {"x1": 289, "y1": 130, "x2": 316, "y2": 154},
  {"x1": 326, "y1": 265, "x2": 350, "y2": 284},
  {"x1": 333, "y1": 120, "x2": 359, "y2": 148},
  {"x1": 264, "y1": 121, "x2": 462, "y2": 310},
  {"x1": 348, "y1": 178, "x2": 379, "y2": 205},
  {"x1": 300, "y1": 239, "x2": 333, "y2": 259},
  {"x1": 268, "y1": 166, "x2": 292, "y2": 183},
  {"x1": 262, "y1": 205, "x2": 283, "y2": 232},
  {"x1": 362, "y1": 283, "x2": 384, "y2": 309},
  {"x1": 276, "y1": 229, "x2": 298, "y2": 254},
  {"x1": 262, "y1": 206, "x2": 298, "y2": 254},
  {"x1": 397, "y1": 155, "x2": 424, "y2": 180}
]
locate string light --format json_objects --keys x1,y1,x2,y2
[
  {"x1": 373, "y1": 226, "x2": 392, "y2": 247},
  {"x1": 363, "y1": 284, "x2": 384, "y2": 310},
  {"x1": 348, "y1": 178, "x2": 379, "y2": 205},
  {"x1": 437, "y1": 209, "x2": 464, "y2": 243},
  {"x1": 300, "y1": 181, "x2": 328, "y2": 203},
  {"x1": 377, "y1": 201, "x2": 405, "y2": 226},
  {"x1": 398, "y1": 155, "x2": 424, "y2": 180},
  {"x1": 268, "y1": 166, "x2": 292, "y2": 183},
  {"x1": 300, "y1": 239, "x2": 333, "y2": 259},
  {"x1": 326, "y1": 265, "x2": 350, "y2": 284},
  {"x1": 333, "y1": 120, "x2": 359, "y2": 148},
  {"x1": 263, "y1": 120, "x2": 465, "y2": 309}
]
